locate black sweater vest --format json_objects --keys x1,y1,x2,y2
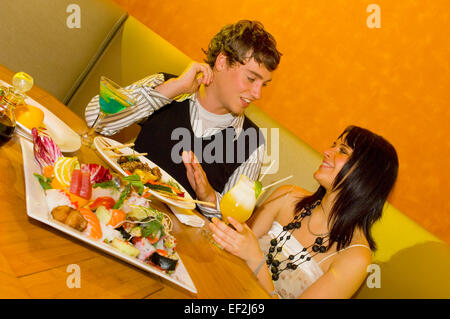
[{"x1": 134, "y1": 99, "x2": 264, "y2": 198}]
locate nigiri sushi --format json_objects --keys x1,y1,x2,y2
[{"x1": 78, "y1": 208, "x2": 102, "y2": 240}]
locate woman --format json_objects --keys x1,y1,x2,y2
[{"x1": 209, "y1": 125, "x2": 399, "y2": 298}]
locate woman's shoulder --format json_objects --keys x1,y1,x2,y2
[
  {"x1": 257, "y1": 185, "x2": 311, "y2": 221},
  {"x1": 274, "y1": 184, "x2": 312, "y2": 198},
  {"x1": 261, "y1": 184, "x2": 311, "y2": 208},
  {"x1": 270, "y1": 185, "x2": 312, "y2": 219},
  {"x1": 334, "y1": 233, "x2": 372, "y2": 270}
]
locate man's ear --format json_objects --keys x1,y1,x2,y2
[{"x1": 214, "y1": 52, "x2": 228, "y2": 72}]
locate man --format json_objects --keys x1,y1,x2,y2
[{"x1": 85, "y1": 20, "x2": 282, "y2": 219}]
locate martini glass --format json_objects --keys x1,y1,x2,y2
[{"x1": 81, "y1": 76, "x2": 136, "y2": 148}]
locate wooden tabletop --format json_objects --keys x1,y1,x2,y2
[{"x1": 0, "y1": 64, "x2": 269, "y2": 299}]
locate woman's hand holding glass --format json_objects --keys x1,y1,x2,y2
[
  {"x1": 209, "y1": 216, "x2": 263, "y2": 266},
  {"x1": 200, "y1": 174, "x2": 261, "y2": 246}
]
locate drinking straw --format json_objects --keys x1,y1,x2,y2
[
  {"x1": 262, "y1": 175, "x2": 293, "y2": 191},
  {"x1": 258, "y1": 160, "x2": 275, "y2": 183}
]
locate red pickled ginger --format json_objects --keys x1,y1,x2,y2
[{"x1": 80, "y1": 163, "x2": 112, "y2": 183}]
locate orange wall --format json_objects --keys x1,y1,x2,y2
[{"x1": 113, "y1": 0, "x2": 450, "y2": 243}]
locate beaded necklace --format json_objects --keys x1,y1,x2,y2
[{"x1": 267, "y1": 199, "x2": 330, "y2": 281}]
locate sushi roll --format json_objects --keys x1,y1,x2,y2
[{"x1": 150, "y1": 251, "x2": 178, "y2": 271}]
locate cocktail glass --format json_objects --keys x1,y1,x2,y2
[
  {"x1": 202, "y1": 174, "x2": 260, "y2": 247},
  {"x1": 81, "y1": 76, "x2": 136, "y2": 148},
  {"x1": 220, "y1": 175, "x2": 258, "y2": 224}
]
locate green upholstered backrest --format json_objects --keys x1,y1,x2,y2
[
  {"x1": 67, "y1": 16, "x2": 191, "y2": 125},
  {"x1": 0, "y1": 0, "x2": 127, "y2": 104},
  {"x1": 354, "y1": 204, "x2": 450, "y2": 298},
  {"x1": 120, "y1": 17, "x2": 192, "y2": 87},
  {"x1": 245, "y1": 104, "x2": 321, "y2": 197}
]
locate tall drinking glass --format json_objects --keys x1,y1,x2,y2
[{"x1": 81, "y1": 76, "x2": 136, "y2": 147}]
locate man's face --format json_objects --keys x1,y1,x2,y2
[{"x1": 213, "y1": 53, "x2": 272, "y2": 115}]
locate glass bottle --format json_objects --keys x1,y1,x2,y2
[{"x1": 0, "y1": 72, "x2": 33, "y2": 146}]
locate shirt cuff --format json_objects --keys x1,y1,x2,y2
[{"x1": 196, "y1": 191, "x2": 222, "y2": 220}]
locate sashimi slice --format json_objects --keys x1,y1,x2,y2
[
  {"x1": 108, "y1": 209, "x2": 126, "y2": 228},
  {"x1": 45, "y1": 189, "x2": 75, "y2": 212},
  {"x1": 91, "y1": 186, "x2": 121, "y2": 202},
  {"x1": 69, "y1": 169, "x2": 81, "y2": 195},
  {"x1": 79, "y1": 171, "x2": 92, "y2": 200},
  {"x1": 78, "y1": 208, "x2": 102, "y2": 240}
]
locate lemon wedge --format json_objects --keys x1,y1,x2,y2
[{"x1": 53, "y1": 157, "x2": 80, "y2": 187}]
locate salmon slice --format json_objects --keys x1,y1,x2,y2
[
  {"x1": 108, "y1": 209, "x2": 127, "y2": 228},
  {"x1": 78, "y1": 207, "x2": 102, "y2": 240}
]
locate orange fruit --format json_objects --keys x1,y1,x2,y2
[{"x1": 15, "y1": 104, "x2": 44, "y2": 130}]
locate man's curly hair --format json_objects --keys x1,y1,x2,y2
[{"x1": 203, "y1": 20, "x2": 282, "y2": 71}]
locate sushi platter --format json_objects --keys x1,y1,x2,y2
[
  {"x1": 19, "y1": 131, "x2": 197, "y2": 294},
  {"x1": 93, "y1": 136, "x2": 196, "y2": 210}
]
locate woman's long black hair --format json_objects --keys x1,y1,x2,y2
[{"x1": 295, "y1": 126, "x2": 399, "y2": 251}]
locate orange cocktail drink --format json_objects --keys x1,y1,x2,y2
[{"x1": 220, "y1": 175, "x2": 257, "y2": 223}]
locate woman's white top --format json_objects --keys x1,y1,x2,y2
[{"x1": 258, "y1": 221, "x2": 371, "y2": 299}]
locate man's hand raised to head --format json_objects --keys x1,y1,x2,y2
[
  {"x1": 155, "y1": 62, "x2": 213, "y2": 99},
  {"x1": 182, "y1": 150, "x2": 217, "y2": 208}
]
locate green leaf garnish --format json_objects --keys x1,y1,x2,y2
[
  {"x1": 122, "y1": 174, "x2": 144, "y2": 195},
  {"x1": 126, "y1": 155, "x2": 140, "y2": 162},
  {"x1": 33, "y1": 173, "x2": 53, "y2": 190},
  {"x1": 113, "y1": 183, "x2": 131, "y2": 209},
  {"x1": 93, "y1": 180, "x2": 119, "y2": 191},
  {"x1": 141, "y1": 220, "x2": 163, "y2": 238}
]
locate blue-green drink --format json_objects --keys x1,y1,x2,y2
[
  {"x1": 81, "y1": 76, "x2": 136, "y2": 147},
  {"x1": 99, "y1": 78, "x2": 134, "y2": 114}
]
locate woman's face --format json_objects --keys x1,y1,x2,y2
[{"x1": 314, "y1": 137, "x2": 353, "y2": 191}]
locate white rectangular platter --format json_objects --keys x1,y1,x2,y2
[{"x1": 19, "y1": 137, "x2": 197, "y2": 294}]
